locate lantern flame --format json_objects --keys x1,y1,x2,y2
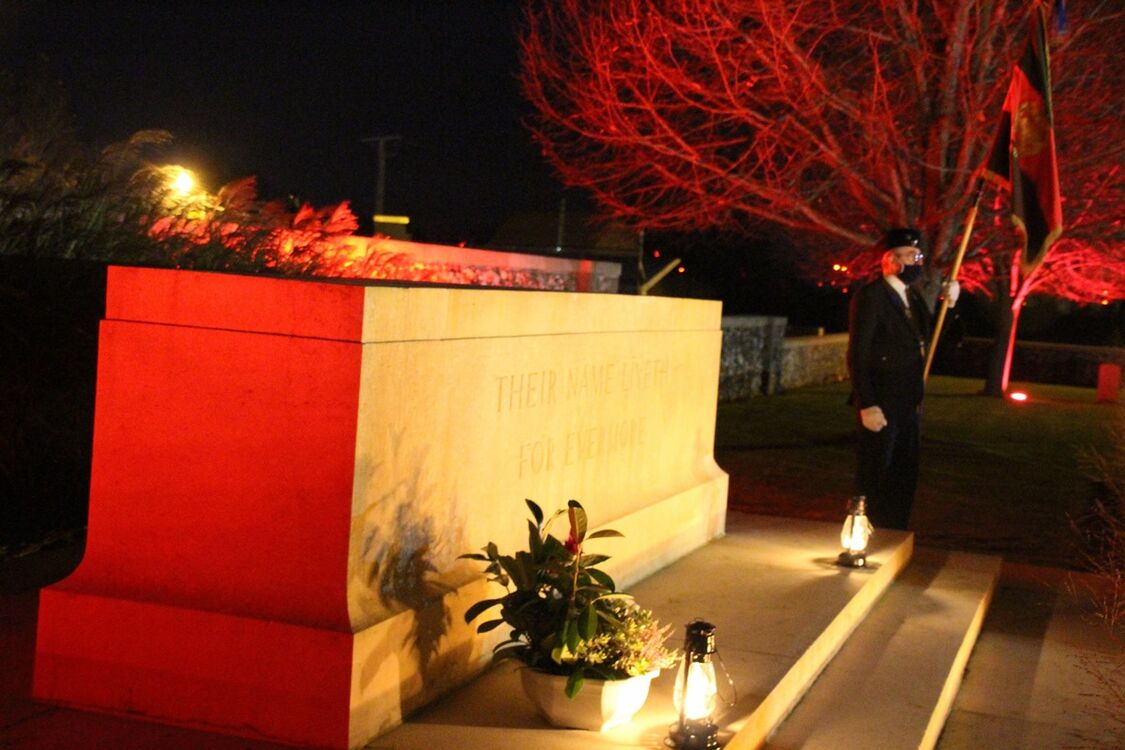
[
  {"x1": 840, "y1": 513, "x2": 872, "y2": 554},
  {"x1": 674, "y1": 661, "x2": 719, "y2": 721}
]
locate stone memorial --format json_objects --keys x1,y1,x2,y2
[{"x1": 33, "y1": 265, "x2": 728, "y2": 748}]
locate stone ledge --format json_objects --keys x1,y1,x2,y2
[{"x1": 382, "y1": 513, "x2": 913, "y2": 750}]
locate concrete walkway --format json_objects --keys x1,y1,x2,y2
[{"x1": 938, "y1": 567, "x2": 1123, "y2": 750}]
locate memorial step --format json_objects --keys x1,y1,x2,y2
[
  {"x1": 377, "y1": 511, "x2": 914, "y2": 749},
  {"x1": 761, "y1": 547, "x2": 1002, "y2": 750}
]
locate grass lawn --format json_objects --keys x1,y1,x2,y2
[{"x1": 716, "y1": 375, "x2": 1123, "y2": 569}]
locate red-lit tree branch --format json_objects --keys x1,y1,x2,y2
[
  {"x1": 520, "y1": 0, "x2": 1025, "y2": 264},
  {"x1": 521, "y1": 0, "x2": 1124, "y2": 392}
]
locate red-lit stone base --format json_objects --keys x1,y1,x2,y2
[
  {"x1": 35, "y1": 589, "x2": 352, "y2": 748},
  {"x1": 31, "y1": 267, "x2": 370, "y2": 748}
]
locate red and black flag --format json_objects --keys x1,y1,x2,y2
[{"x1": 985, "y1": 6, "x2": 1063, "y2": 276}]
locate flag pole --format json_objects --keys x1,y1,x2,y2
[{"x1": 924, "y1": 183, "x2": 985, "y2": 382}]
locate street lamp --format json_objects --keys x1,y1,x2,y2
[{"x1": 169, "y1": 167, "x2": 195, "y2": 197}]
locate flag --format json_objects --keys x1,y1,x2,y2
[{"x1": 984, "y1": 6, "x2": 1063, "y2": 276}]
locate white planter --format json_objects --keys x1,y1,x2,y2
[{"x1": 519, "y1": 668, "x2": 658, "y2": 732}]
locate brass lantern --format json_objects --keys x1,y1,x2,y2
[
  {"x1": 668, "y1": 620, "x2": 723, "y2": 749},
  {"x1": 837, "y1": 496, "x2": 873, "y2": 567}
]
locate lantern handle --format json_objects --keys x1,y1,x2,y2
[{"x1": 714, "y1": 649, "x2": 738, "y2": 707}]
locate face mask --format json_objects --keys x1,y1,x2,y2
[{"x1": 897, "y1": 264, "x2": 923, "y2": 284}]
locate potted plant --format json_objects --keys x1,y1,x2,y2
[{"x1": 460, "y1": 499, "x2": 677, "y2": 731}]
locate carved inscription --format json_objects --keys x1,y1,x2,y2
[
  {"x1": 496, "y1": 358, "x2": 670, "y2": 414},
  {"x1": 518, "y1": 417, "x2": 647, "y2": 478},
  {"x1": 503, "y1": 357, "x2": 672, "y2": 478},
  {"x1": 495, "y1": 370, "x2": 558, "y2": 412}
]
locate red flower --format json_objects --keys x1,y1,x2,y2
[{"x1": 564, "y1": 531, "x2": 581, "y2": 556}]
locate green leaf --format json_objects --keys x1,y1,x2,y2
[
  {"x1": 528, "y1": 519, "x2": 542, "y2": 557},
  {"x1": 560, "y1": 619, "x2": 574, "y2": 653},
  {"x1": 579, "y1": 553, "x2": 610, "y2": 567},
  {"x1": 526, "y1": 499, "x2": 544, "y2": 528},
  {"x1": 579, "y1": 605, "x2": 597, "y2": 639},
  {"x1": 463, "y1": 597, "x2": 504, "y2": 623},
  {"x1": 586, "y1": 529, "x2": 624, "y2": 539},
  {"x1": 541, "y1": 535, "x2": 567, "y2": 557},
  {"x1": 565, "y1": 617, "x2": 580, "y2": 652},
  {"x1": 458, "y1": 552, "x2": 490, "y2": 561},
  {"x1": 587, "y1": 568, "x2": 616, "y2": 590},
  {"x1": 476, "y1": 618, "x2": 507, "y2": 633},
  {"x1": 567, "y1": 501, "x2": 587, "y2": 544},
  {"x1": 498, "y1": 554, "x2": 530, "y2": 590},
  {"x1": 565, "y1": 669, "x2": 585, "y2": 699},
  {"x1": 584, "y1": 664, "x2": 620, "y2": 682}
]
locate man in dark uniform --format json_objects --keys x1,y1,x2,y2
[{"x1": 847, "y1": 228, "x2": 958, "y2": 530}]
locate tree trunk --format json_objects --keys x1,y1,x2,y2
[
  {"x1": 984, "y1": 286, "x2": 1014, "y2": 396},
  {"x1": 1000, "y1": 300, "x2": 1024, "y2": 393}
]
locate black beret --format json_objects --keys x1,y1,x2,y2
[{"x1": 882, "y1": 227, "x2": 922, "y2": 250}]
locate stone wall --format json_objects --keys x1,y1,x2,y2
[
  {"x1": 780, "y1": 332, "x2": 850, "y2": 391},
  {"x1": 719, "y1": 318, "x2": 849, "y2": 400},
  {"x1": 719, "y1": 316, "x2": 788, "y2": 400},
  {"x1": 948, "y1": 337, "x2": 1125, "y2": 388},
  {"x1": 721, "y1": 329, "x2": 1125, "y2": 400}
]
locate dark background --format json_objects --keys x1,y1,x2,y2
[
  {"x1": 1, "y1": 0, "x2": 1120, "y2": 339},
  {"x1": 0, "y1": 1, "x2": 566, "y2": 244}
]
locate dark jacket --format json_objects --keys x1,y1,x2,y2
[{"x1": 847, "y1": 278, "x2": 932, "y2": 411}]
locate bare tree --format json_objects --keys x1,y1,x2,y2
[{"x1": 520, "y1": 0, "x2": 1125, "y2": 392}]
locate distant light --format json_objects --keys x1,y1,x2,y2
[
  {"x1": 1101, "y1": 299, "x2": 1110, "y2": 306},
  {"x1": 170, "y1": 168, "x2": 194, "y2": 196},
  {"x1": 841, "y1": 265, "x2": 848, "y2": 272},
  {"x1": 833, "y1": 263, "x2": 841, "y2": 271},
  {"x1": 677, "y1": 266, "x2": 685, "y2": 273},
  {"x1": 653, "y1": 250, "x2": 662, "y2": 258},
  {"x1": 1009, "y1": 391, "x2": 1029, "y2": 402},
  {"x1": 374, "y1": 214, "x2": 410, "y2": 225}
]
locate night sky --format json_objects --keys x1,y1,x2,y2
[
  {"x1": 0, "y1": 0, "x2": 567, "y2": 243},
  {"x1": 6, "y1": 2, "x2": 1116, "y2": 341}
]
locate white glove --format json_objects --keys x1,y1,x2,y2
[
  {"x1": 860, "y1": 405, "x2": 887, "y2": 432},
  {"x1": 943, "y1": 279, "x2": 961, "y2": 307}
]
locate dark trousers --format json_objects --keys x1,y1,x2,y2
[{"x1": 855, "y1": 403, "x2": 921, "y2": 530}]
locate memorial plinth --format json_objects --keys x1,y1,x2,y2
[{"x1": 33, "y1": 266, "x2": 728, "y2": 748}]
